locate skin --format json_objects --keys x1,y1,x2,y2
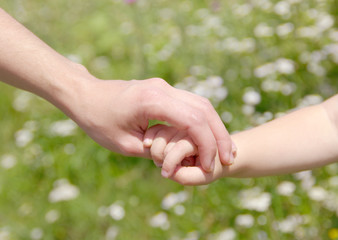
[
  {"x1": 0, "y1": 8, "x2": 235, "y2": 173},
  {"x1": 146, "y1": 95, "x2": 338, "y2": 185}
]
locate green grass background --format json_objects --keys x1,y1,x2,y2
[{"x1": 0, "y1": 0, "x2": 337, "y2": 239}]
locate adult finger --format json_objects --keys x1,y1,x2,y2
[
  {"x1": 173, "y1": 89, "x2": 234, "y2": 165},
  {"x1": 142, "y1": 89, "x2": 217, "y2": 172}
]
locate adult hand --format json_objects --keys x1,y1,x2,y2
[
  {"x1": 70, "y1": 77, "x2": 233, "y2": 172},
  {"x1": 0, "y1": 9, "x2": 233, "y2": 172}
]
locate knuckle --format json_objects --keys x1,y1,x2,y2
[
  {"x1": 140, "y1": 87, "x2": 163, "y2": 103},
  {"x1": 148, "y1": 78, "x2": 169, "y2": 87},
  {"x1": 187, "y1": 110, "x2": 205, "y2": 126},
  {"x1": 199, "y1": 97, "x2": 213, "y2": 112}
]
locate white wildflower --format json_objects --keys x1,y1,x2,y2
[
  {"x1": 307, "y1": 63, "x2": 326, "y2": 76},
  {"x1": 239, "y1": 187, "x2": 272, "y2": 212},
  {"x1": 242, "y1": 89, "x2": 261, "y2": 106},
  {"x1": 174, "y1": 205, "x2": 185, "y2": 216},
  {"x1": 221, "y1": 111, "x2": 233, "y2": 123},
  {"x1": 328, "y1": 176, "x2": 338, "y2": 187},
  {"x1": 0, "y1": 229, "x2": 10, "y2": 240},
  {"x1": 276, "y1": 23, "x2": 294, "y2": 36},
  {"x1": 183, "y1": 231, "x2": 199, "y2": 240},
  {"x1": 254, "y1": 63, "x2": 275, "y2": 78},
  {"x1": 261, "y1": 79, "x2": 281, "y2": 92},
  {"x1": 277, "y1": 214, "x2": 303, "y2": 233},
  {"x1": 45, "y1": 209, "x2": 60, "y2": 223},
  {"x1": 299, "y1": 51, "x2": 312, "y2": 63},
  {"x1": 1, "y1": 154, "x2": 17, "y2": 169},
  {"x1": 277, "y1": 181, "x2": 296, "y2": 196},
  {"x1": 297, "y1": 94, "x2": 323, "y2": 108},
  {"x1": 206, "y1": 76, "x2": 223, "y2": 87},
  {"x1": 274, "y1": 1, "x2": 290, "y2": 16},
  {"x1": 161, "y1": 191, "x2": 189, "y2": 210},
  {"x1": 149, "y1": 212, "x2": 170, "y2": 230},
  {"x1": 234, "y1": 4, "x2": 253, "y2": 17},
  {"x1": 13, "y1": 90, "x2": 33, "y2": 112},
  {"x1": 235, "y1": 214, "x2": 255, "y2": 228},
  {"x1": 214, "y1": 87, "x2": 228, "y2": 102},
  {"x1": 316, "y1": 14, "x2": 334, "y2": 31},
  {"x1": 15, "y1": 129, "x2": 34, "y2": 147},
  {"x1": 322, "y1": 191, "x2": 338, "y2": 214},
  {"x1": 324, "y1": 44, "x2": 338, "y2": 63},
  {"x1": 30, "y1": 228, "x2": 43, "y2": 240},
  {"x1": 242, "y1": 105, "x2": 255, "y2": 116},
  {"x1": 240, "y1": 38, "x2": 256, "y2": 53},
  {"x1": 49, "y1": 119, "x2": 77, "y2": 137},
  {"x1": 308, "y1": 186, "x2": 327, "y2": 201},
  {"x1": 275, "y1": 58, "x2": 295, "y2": 74},
  {"x1": 297, "y1": 26, "x2": 320, "y2": 38},
  {"x1": 109, "y1": 203, "x2": 125, "y2": 221},
  {"x1": 254, "y1": 0, "x2": 273, "y2": 10},
  {"x1": 281, "y1": 82, "x2": 297, "y2": 95},
  {"x1": 329, "y1": 30, "x2": 338, "y2": 42},
  {"x1": 106, "y1": 226, "x2": 119, "y2": 240},
  {"x1": 215, "y1": 228, "x2": 236, "y2": 240},
  {"x1": 48, "y1": 179, "x2": 80, "y2": 203},
  {"x1": 293, "y1": 170, "x2": 315, "y2": 190},
  {"x1": 254, "y1": 23, "x2": 274, "y2": 37},
  {"x1": 190, "y1": 65, "x2": 207, "y2": 76}
]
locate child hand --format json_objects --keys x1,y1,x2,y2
[{"x1": 143, "y1": 124, "x2": 198, "y2": 178}]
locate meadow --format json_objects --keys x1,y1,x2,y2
[{"x1": 0, "y1": 0, "x2": 338, "y2": 239}]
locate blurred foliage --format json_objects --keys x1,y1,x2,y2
[{"x1": 0, "y1": 0, "x2": 338, "y2": 239}]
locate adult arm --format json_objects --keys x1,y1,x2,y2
[
  {"x1": 172, "y1": 95, "x2": 338, "y2": 185},
  {"x1": 0, "y1": 8, "x2": 234, "y2": 171}
]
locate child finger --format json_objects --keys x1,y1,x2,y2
[
  {"x1": 163, "y1": 131, "x2": 189, "y2": 156},
  {"x1": 151, "y1": 126, "x2": 178, "y2": 167},
  {"x1": 143, "y1": 124, "x2": 165, "y2": 147},
  {"x1": 161, "y1": 137, "x2": 198, "y2": 178}
]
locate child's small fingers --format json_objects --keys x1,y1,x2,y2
[
  {"x1": 170, "y1": 166, "x2": 213, "y2": 185},
  {"x1": 161, "y1": 137, "x2": 198, "y2": 178},
  {"x1": 171, "y1": 155, "x2": 223, "y2": 185},
  {"x1": 151, "y1": 127, "x2": 178, "y2": 167},
  {"x1": 163, "y1": 131, "x2": 190, "y2": 156}
]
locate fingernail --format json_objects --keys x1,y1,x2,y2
[
  {"x1": 161, "y1": 169, "x2": 169, "y2": 178},
  {"x1": 143, "y1": 138, "x2": 153, "y2": 147},
  {"x1": 229, "y1": 152, "x2": 235, "y2": 165}
]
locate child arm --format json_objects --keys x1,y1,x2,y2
[{"x1": 172, "y1": 94, "x2": 338, "y2": 185}]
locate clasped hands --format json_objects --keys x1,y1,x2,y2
[{"x1": 70, "y1": 76, "x2": 236, "y2": 186}]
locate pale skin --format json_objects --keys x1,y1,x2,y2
[
  {"x1": 0, "y1": 8, "x2": 236, "y2": 172},
  {"x1": 145, "y1": 95, "x2": 338, "y2": 185}
]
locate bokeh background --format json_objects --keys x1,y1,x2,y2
[{"x1": 0, "y1": 0, "x2": 338, "y2": 239}]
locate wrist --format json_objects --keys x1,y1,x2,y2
[{"x1": 44, "y1": 60, "x2": 98, "y2": 120}]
